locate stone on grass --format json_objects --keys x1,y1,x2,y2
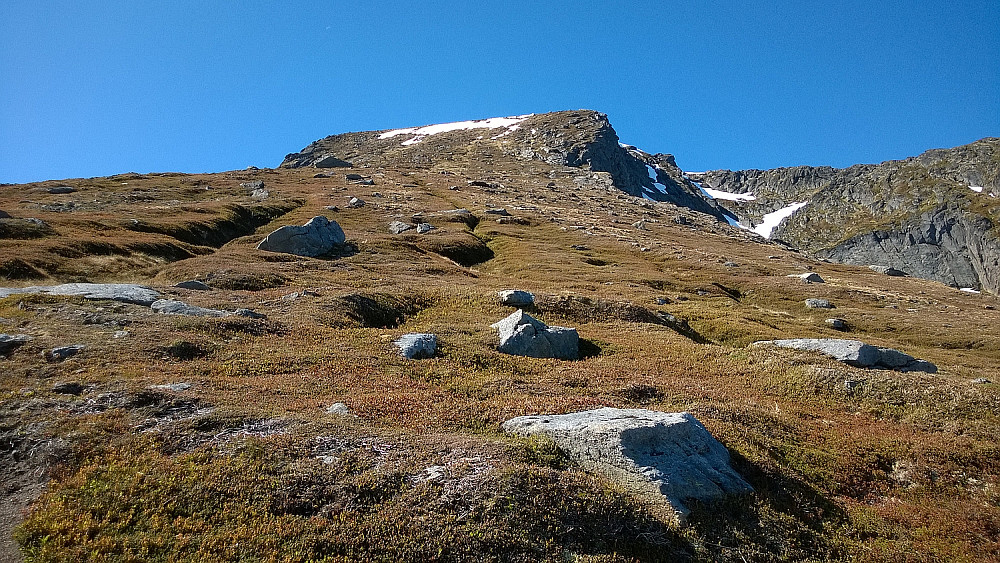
[
  {"x1": 805, "y1": 298, "x2": 834, "y2": 309},
  {"x1": 825, "y1": 318, "x2": 847, "y2": 330},
  {"x1": 388, "y1": 221, "x2": 414, "y2": 234},
  {"x1": 47, "y1": 186, "x2": 77, "y2": 194},
  {"x1": 325, "y1": 403, "x2": 357, "y2": 417},
  {"x1": 972, "y1": 378, "x2": 992, "y2": 384},
  {"x1": 394, "y1": 333, "x2": 437, "y2": 359},
  {"x1": 502, "y1": 407, "x2": 752, "y2": 521},
  {"x1": 870, "y1": 265, "x2": 907, "y2": 277},
  {"x1": 0, "y1": 283, "x2": 161, "y2": 306},
  {"x1": 151, "y1": 299, "x2": 265, "y2": 319},
  {"x1": 347, "y1": 197, "x2": 365, "y2": 208},
  {"x1": 492, "y1": 310, "x2": 578, "y2": 360},
  {"x1": 43, "y1": 344, "x2": 85, "y2": 363},
  {"x1": 497, "y1": 289, "x2": 535, "y2": 307},
  {"x1": 789, "y1": 272, "x2": 824, "y2": 283},
  {"x1": 256, "y1": 216, "x2": 346, "y2": 257},
  {"x1": 755, "y1": 338, "x2": 936, "y2": 372},
  {"x1": 416, "y1": 223, "x2": 434, "y2": 234},
  {"x1": 0, "y1": 334, "x2": 31, "y2": 355},
  {"x1": 0, "y1": 210, "x2": 10, "y2": 219},
  {"x1": 150, "y1": 383, "x2": 192, "y2": 392},
  {"x1": 174, "y1": 280, "x2": 212, "y2": 291}
]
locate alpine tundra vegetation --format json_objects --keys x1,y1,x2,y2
[{"x1": 1, "y1": 110, "x2": 999, "y2": 562}]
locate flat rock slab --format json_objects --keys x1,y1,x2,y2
[
  {"x1": 492, "y1": 310, "x2": 578, "y2": 360},
  {"x1": 0, "y1": 283, "x2": 161, "y2": 306},
  {"x1": 394, "y1": 333, "x2": 437, "y2": 359},
  {"x1": 502, "y1": 407, "x2": 752, "y2": 521},
  {"x1": 805, "y1": 298, "x2": 834, "y2": 309},
  {"x1": 0, "y1": 334, "x2": 32, "y2": 355},
  {"x1": 43, "y1": 344, "x2": 85, "y2": 363},
  {"x1": 174, "y1": 280, "x2": 212, "y2": 291},
  {"x1": 757, "y1": 338, "x2": 936, "y2": 372},
  {"x1": 151, "y1": 299, "x2": 265, "y2": 319},
  {"x1": 257, "y1": 216, "x2": 346, "y2": 257}
]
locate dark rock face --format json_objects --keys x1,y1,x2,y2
[
  {"x1": 697, "y1": 138, "x2": 1000, "y2": 293},
  {"x1": 278, "y1": 110, "x2": 731, "y2": 223}
]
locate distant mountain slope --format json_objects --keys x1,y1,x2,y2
[
  {"x1": 692, "y1": 138, "x2": 1000, "y2": 293},
  {"x1": 281, "y1": 110, "x2": 734, "y2": 223}
]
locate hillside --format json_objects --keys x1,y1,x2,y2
[
  {"x1": 1, "y1": 110, "x2": 998, "y2": 562},
  {"x1": 692, "y1": 138, "x2": 1000, "y2": 293}
]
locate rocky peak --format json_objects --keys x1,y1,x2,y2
[{"x1": 280, "y1": 110, "x2": 731, "y2": 222}]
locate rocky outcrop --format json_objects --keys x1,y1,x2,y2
[
  {"x1": 492, "y1": 310, "x2": 578, "y2": 360},
  {"x1": 0, "y1": 283, "x2": 161, "y2": 305},
  {"x1": 257, "y1": 216, "x2": 346, "y2": 257},
  {"x1": 756, "y1": 338, "x2": 936, "y2": 372},
  {"x1": 502, "y1": 407, "x2": 752, "y2": 521},
  {"x1": 0, "y1": 334, "x2": 31, "y2": 355},
  {"x1": 695, "y1": 138, "x2": 1000, "y2": 293}
]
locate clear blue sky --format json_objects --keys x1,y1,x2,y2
[{"x1": 2, "y1": 1, "x2": 998, "y2": 183}]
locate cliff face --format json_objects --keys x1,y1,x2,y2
[
  {"x1": 280, "y1": 110, "x2": 730, "y2": 222},
  {"x1": 696, "y1": 138, "x2": 1000, "y2": 292}
]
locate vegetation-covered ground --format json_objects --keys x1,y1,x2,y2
[{"x1": 1, "y1": 142, "x2": 998, "y2": 561}]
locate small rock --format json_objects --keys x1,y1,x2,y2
[
  {"x1": 52, "y1": 381, "x2": 85, "y2": 395},
  {"x1": 805, "y1": 298, "x2": 834, "y2": 309},
  {"x1": 570, "y1": 244, "x2": 590, "y2": 251},
  {"x1": 233, "y1": 308, "x2": 266, "y2": 319},
  {"x1": 347, "y1": 197, "x2": 366, "y2": 208},
  {"x1": 673, "y1": 216, "x2": 691, "y2": 225},
  {"x1": 389, "y1": 221, "x2": 414, "y2": 234},
  {"x1": 325, "y1": 402, "x2": 356, "y2": 416},
  {"x1": 355, "y1": 179, "x2": 374, "y2": 185},
  {"x1": 43, "y1": 344, "x2": 85, "y2": 362},
  {"x1": 240, "y1": 180, "x2": 264, "y2": 191},
  {"x1": 656, "y1": 297, "x2": 671, "y2": 305},
  {"x1": 415, "y1": 223, "x2": 434, "y2": 234},
  {"x1": 174, "y1": 280, "x2": 212, "y2": 291},
  {"x1": 972, "y1": 378, "x2": 992, "y2": 384},
  {"x1": 150, "y1": 383, "x2": 192, "y2": 392},
  {"x1": 484, "y1": 208, "x2": 510, "y2": 216},
  {"x1": 345, "y1": 173, "x2": 364, "y2": 181},
  {"x1": 870, "y1": 265, "x2": 907, "y2": 277},
  {"x1": 0, "y1": 334, "x2": 32, "y2": 355},
  {"x1": 724, "y1": 262, "x2": 739, "y2": 267},
  {"x1": 113, "y1": 330, "x2": 129, "y2": 339},
  {"x1": 313, "y1": 173, "x2": 331, "y2": 178},
  {"x1": 393, "y1": 333, "x2": 437, "y2": 359},
  {"x1": 632, "y1": 220, "x2": 649, "y2": 230},
  {"x1": 152, "y1": 299, "x2": 263, "y2": 319},
  {"x1": 498, "y1": 289, "x2": 535, "y2": 307},
  {"x1": 251, "y1": 188, "x2": 269, "y2": 200},
  {"x1": 325, "y1": 205, "x2": 340, "y2": 212},
  {"x1": 825, "y1": 318, "x2": 847, "y2": 330},
  {"x1": 755, "y1": 338, "x2": 936, "y2": 372},
  {"x1": 47, "y1": 186, "x2": 77, "y2": 194},
  {"x1": 790, "y1": 272, "x2": 825, "y2": 283},
  {"x1": 497, "y1": 216, "x2": 529, "y2": 225}
]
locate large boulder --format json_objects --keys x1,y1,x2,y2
[
  {"x1": 257, "y1": 216, "x2": 346, "y2": 257},
  {"x1": 757, "y1": 338, "x2": 936, "y2": 372},
  {"x1": 502, "y1": 407, "x2": 752, "y2": 521},
  {"x1": 0, "y1": 283, "x2": 161, "y2": 306},
  {"x1": 492, "y1": 310, "x2": 578, "y2": 360}
]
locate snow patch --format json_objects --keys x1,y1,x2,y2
[
  {"x1": 702, "y1": 187, "x2": 756, "y2": 202},
  {"x1": 752, "y1": 202, "x2": 809, "y2": 239},
  {"x1": 960, "y1": 287, "x2": 981, "y2": 294},
  {"x1": 969, "y1": 185, "x2": 984, "y2": 193},
  {"x1": 380, "y1": 115, "x2": 532, "y2": 146}
]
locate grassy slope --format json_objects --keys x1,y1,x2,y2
[{"x1": 1, "y1": 145, "x2": 998, "y2": 562}]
